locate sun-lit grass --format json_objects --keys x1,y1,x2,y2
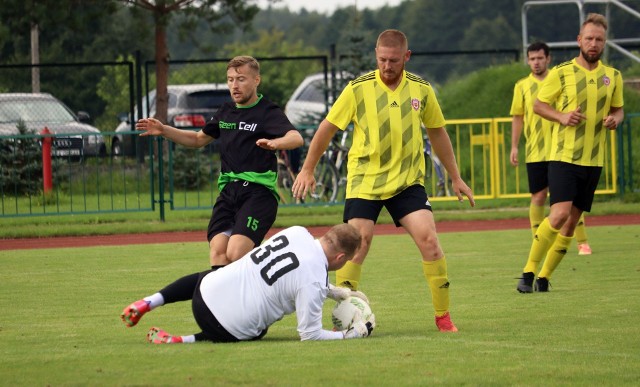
[
  {"x1": 1, "y1": 225, "x2": 639, "y2": 385},
  {"x1": 1, "y1": 196, "x2": 639, "y2": 239}
]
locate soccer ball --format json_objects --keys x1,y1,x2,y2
[{"x1": 331, "y1": 296, "x2": 373, "y2": 331}]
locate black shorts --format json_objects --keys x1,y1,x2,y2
[
  {"x1": 548, "y1": 161, "x2": 602, "y2": 212},
  {"x1": 192, "y1": 270, "x2": 268, "y2": 342},
  {"x1": 207, "y1": 180, "x2": 278, "y2": 246},
  {"x1": 526, "y1": 162, "x2": 549, "y2": 194},
  {"x1": 192, "y1": 270, "x2": 240, "y2": 343},
  {"x1": 344, "y1": 185, "x2": 432, "y2": 227}
]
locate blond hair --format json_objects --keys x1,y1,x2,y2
[
  {"x1": 324, "y1": 224, "x2": 361, "y2": 260},
  {"x1": 582, "y1": 13, "x2": 608, "y2": 31},
  {"x1": 227, "y1": 55, "x2": 260, "y2": 74},
  {"x1": 376, "y1": 29, "x2": 408, "y2": 51}
]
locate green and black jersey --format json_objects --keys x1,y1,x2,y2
[{"x1": 203, "y1": 95, "x2": 296, "y2": 195}]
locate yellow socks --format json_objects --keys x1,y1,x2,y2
[
  {"x1": 574, "y1": 213, "x2": 588, "y2": 244},
  {"x1": 538, "y1": 234, "x2": 573, "y2": 279},
  {"x1": 335, "y1": 260, "x2": 362, "y2": 290},
  {"x1": 529, "y1": 203, "x2": 545, "y2": 238},
  {"x1": 523, "y1": 217, "x2": 558, "y2": 274},
  {"x1": 422, "y1": 258, "x2": 450, "y2": 317}
]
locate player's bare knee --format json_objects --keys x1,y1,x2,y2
[
  {"x1": 531, "y1": 191, "x2": 547, "y2": 206},
  {"x1": 210, "y1": 252, "x2": 230, "y2": 266},
  {"x1": 549, "y1": 210, "x2": 570, "y2": 228},
  {"x1": 226, "y1": 244, "x2": 254, "y2": 262},
  {"x1": 226, "y1": 250, "x2": 244, "y2": 262},
  {"x1": 417, "y1": 234, "x2": 442, "y2": 259}
]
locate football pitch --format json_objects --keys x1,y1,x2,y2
[{"x1": 1, "y1": 224, "x2": 639, "y2": 385}]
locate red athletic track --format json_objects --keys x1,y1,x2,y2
[{"x1": 1, "y1": 214, "x2": 639, "y2": 251}]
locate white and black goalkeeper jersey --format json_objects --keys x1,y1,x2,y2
[{"x1": 200, "y1": 226, "x2": 344, "y2": 341}]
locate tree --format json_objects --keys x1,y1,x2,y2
[
  {"x1": 96, "y1": 55, "x2": 141, "y2": 131},
  {"x1": 0, "y1": 120, "x2": 43, "y2": 196},
  {"x1": 119, "y1": 0, "x2": 267, "y2": 124},
  {"x1": 334, "y1": 8, "x2": 375, "y2": 84},
  {"x1": 221, "y1": 28, "x2": 323, "y2": 106},
  {"x1": 0, "y1": 0, "x2": 118, "y2": 91},
  {"x1": 0, "y1": 1, "x2": 134, "y2": 129},
  {"x1": 0, "y1": 0, "x2": 53, "y2": 92}
]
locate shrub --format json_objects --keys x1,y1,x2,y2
[
  {"x1": 167, "y1": 146, "x2": 216, "y2": 191},
  {"x1": 0, "y1": 121, "x2": 43, "y2": 195}
]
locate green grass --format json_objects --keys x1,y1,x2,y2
[
  {"x1": 1, "y1": 196, "x2": 639, "y2": 239},
  {"x1": 1, "y1": 225, "x2": 639, "y2": 385}
]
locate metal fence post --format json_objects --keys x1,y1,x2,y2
[
  {"x1": 628, "y1": 116, "x2": 635, "y2": 192},
  {"x1": 157, "y1": 136, "x2": 165, "y2": 222},
  {"x1": 135, "y1": 50, "x2": 145, "y2": 164},
  {"x1": 617, "y1": 119, "x2": 626, "y2": 196},
  {"x1": 40, "y1": 127, "x2": 53, "y2": 194}
]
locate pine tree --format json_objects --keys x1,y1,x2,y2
[
  {"x1": 0, "y1": 120, "x2": 43, "y2": 195},
  {"x1": 335, "y1": 10, "x2": 375, "y2": 88}
]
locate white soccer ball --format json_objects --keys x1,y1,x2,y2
[{"x1": 331, "y1": 296, "x2": 373, "y2": 331}]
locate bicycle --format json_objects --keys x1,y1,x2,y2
[
  {"x1": 423, "y1": 134, "x2": 452, "y2": 197},
  {"x1": 276, "y1": 139, "x2": 340, "y2": 205},
  {"x1": 317, "y1": 129, "x2": 453, "y2": 202},
  {"x1": 280, "y1": 129, "x2": 450, "y2": 204},
  {"x1": 295, "y1": 128, "x2": 455, "y2": 203},
  {"x1": 276, "y1": 148, "x2": 299, "y2": 204},
  {"x1": 317, "y1": 128, "x2": 350, "y2": 202}
]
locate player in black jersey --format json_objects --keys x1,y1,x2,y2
[{"x1": 136, "y1": 56, "x2": 303, "y2": 269}]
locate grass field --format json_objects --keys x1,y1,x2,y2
[
  {"x1": 1, "y1": 197, "x2": 639, "y2": 239},
  {"x1": 1, "y1": 224, "x2": 639, "y2": 385}
]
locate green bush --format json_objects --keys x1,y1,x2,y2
[
  {"x1": 0, "y1": 121, "x2": 43, "y2": 195},
  {"x1": 439, "y1": 62, "x2": 640, "y2": 193},
  {"x1": 167, "y1": 146, "x2": 217, "y2": 191},
  {"x1": 439, "y1": 62, "x2": 528, "y2": 119}
]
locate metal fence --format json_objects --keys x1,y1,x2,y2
[
  {"x1": 0, "y1": 131, "x2": 154, "y2": 217},
  {"x1": 0, "y1": 117, "x2": 628, "y2": 219},
  {"x1": 1, "y1": 53, "x2": 636, "y2": 220},
  {"x1": 618, "y1": 112, "x2": 640, "y2": 195}
]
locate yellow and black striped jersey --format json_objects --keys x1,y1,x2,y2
[
  {"x1": 510, "y1": 73, "x2": 553, "y2": 163},
  {"x1": 326, "y1": 70, "x2": 446, "y2": 200},
  {"x1": 537, "y1": 59, "x2": 624, "y2": 167}
]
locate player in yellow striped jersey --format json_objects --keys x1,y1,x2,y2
[
  {"x1": 510, "y1": 42, "x2": 592, "y2": 255},
  {"x1": 292, "y1": 29, "x2": 475, "y2": 332},
  {"x1": 517, "y1": 13, "x2": 624, "y2": 293}
]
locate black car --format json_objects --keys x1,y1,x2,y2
[
  {"x1": 0, "y1": 93, "x2": 106, "y2": 158},
  {"x1": 112, "y1": 84, "x2": 231, "y2": 156}
]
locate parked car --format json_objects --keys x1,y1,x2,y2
[
  {"x1": 0, "y1": 93, "x2": 106, "y2": 158},
  {"x1": 284, "y1": 72, "x2": 349, "y2": 130},
  {"x1": 112, "y1": 83, "x2": 231, "y2": 156}
]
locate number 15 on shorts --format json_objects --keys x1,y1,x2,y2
[{"x1": 247, "y1": 216, "x2": 259, "y2": 231}]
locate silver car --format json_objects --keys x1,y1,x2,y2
[
  {"x1": 284, "y1": 73, "x2": 332, "y2": 129},
  {"x1": 112, "y1": 83, "x2": 231, "y2": 156},
  {"x1": 284, "y1": 72, "x2": 350, "y2": 130},
  {"x1": 0, "y1": 93, "x2": 106, "y2": 158}
]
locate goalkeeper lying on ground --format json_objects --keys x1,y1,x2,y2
[{"x1": 120, "y1": 224, "x2": 375, "y2": 343}]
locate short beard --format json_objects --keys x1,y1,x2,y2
[
  {"x1": 380, "y1": 64, "x2": 405, "y2": 86},
  {"x1": 581, "y1": 49, "x2": 602, "y2": 64},
  {"x1": 533, "y1": 68, "x2": 546, "y2": 76},
  {"x1": 235, "y1": 95, "x2": 251, "y2": 105}
]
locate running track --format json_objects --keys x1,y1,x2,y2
[{"x1": 1, "y1": 214, "x2": 639, "y2": 251}]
